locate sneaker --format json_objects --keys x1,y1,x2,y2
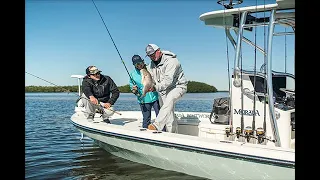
[
  {"x1": 103, "y1": 119, "x2": 111, "y2": 124},
  {"x1": 148, "y1": 124, "x2": 157, "y2": 130},
  {"x1": 87, "y1": 114, "x2": 94, "y2": 122}
]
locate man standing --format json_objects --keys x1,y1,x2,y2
[
  {"x1": 81, "y1": 65, "x2": 120, "y2": 123},
  {"x1": 145, "y1": 44, "x2": 188, "y2": 132}
]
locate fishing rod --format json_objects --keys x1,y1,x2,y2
[
  {"x1": 25, "y1": 71, "x2": 122, "y2": 115},
  {"x1": 91, "y1": 0, "x2": 138, "y2": 89}
]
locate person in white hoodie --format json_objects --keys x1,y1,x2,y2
[{"x1": 145, "y1": 44, "x2": 188, "y2": 132}]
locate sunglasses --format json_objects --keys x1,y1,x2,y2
[
  {"x1": 91, "y1": 72, "x2": 100, "y2": 76},
  {"x1": 148, "y1": 50, "x2": 158, "y2": 58}
]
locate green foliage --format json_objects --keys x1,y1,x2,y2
[
  {"x1": 118, "y1": 84, "x2": 131, "y2": 93},
  {"x1": 25, "y1": 86, "x2": 78, "y2": 93},
  {"x1": 25, "y1": 81, "x2": 218, "y2": 93},
  {"x1": 186, "y1": 81, "x2": 217, "y2": 93}
]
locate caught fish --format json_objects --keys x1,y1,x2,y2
[{"x1": 140, "y1": 67, "x2": 155, "y2": 97}]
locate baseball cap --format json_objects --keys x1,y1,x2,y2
[
  {"x1": 132, "y1": 55, "x2": 144, "y2": 65},
  {"x1": 145, "y1": 44, "x2": 160, "y2": 56},
  {"x1": 86, "y1": 66, "x2": 102, "y2": 75}
]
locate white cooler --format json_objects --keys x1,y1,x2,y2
[{"x1": 198, "y1": 123, "x2": 230, "y2": 140}]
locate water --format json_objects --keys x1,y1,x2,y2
[{"x1": 25, "y1": 92, "x2": 228, "y2": 180}]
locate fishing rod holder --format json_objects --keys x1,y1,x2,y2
[
  {"x1": 228, "y1": 126, "x2": 267, "y2": 144},
  {"x1": 253, "y1": 127, "x2": 275, "y2": 144},
  {"x1": 230, "y1": 126, "x2": 251, "y2": 142}
]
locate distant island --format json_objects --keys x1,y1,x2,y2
[{"x1": 25, "y1": 81, "x2": 226, "y2": 93}]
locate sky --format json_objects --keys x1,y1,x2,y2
[{"x1": 25, "y1": 0, "x2": 294, "y2": 91}]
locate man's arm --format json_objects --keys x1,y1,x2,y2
[
  {"x1": 82, "y1": 78, "x2": 99, "y2": 105},
  {"x1": 82, "y1": 78, "x2": 94, "y2": 97},
  {"x1": 155, "y1": 58, "x2": 180, "y2": 92},
  {"x1": 107, "y1": 77, "x2": 120, "y2": 105}
]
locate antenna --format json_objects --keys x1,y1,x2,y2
[
  {"x1": 71, "y1": 75, "x2": 84, "y2": 96},
  {"x1": 217, "y1": 0, "x2": 243, "y2": 9}
]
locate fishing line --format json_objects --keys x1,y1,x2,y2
[
  {"x1": 262, "y1": 0, "x2": 267, "y2": 134},
  {"x1": 91, "y1": 0, "x2": 137, "y2": 87},
  {"x1": 91, "y1": 0, "x2": 146, "y2": 102},
  {"x1": 221, "y1": 1, "x2": 233, "y2": 132},
  {"x1": 251, "y1": 0, "x2": 258, "y2": 135},
  {"x1": 25, "y1": 71, "x2": 122, "y2": 115}
]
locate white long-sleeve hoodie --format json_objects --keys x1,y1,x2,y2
[{"x1": 148, "y1": 50, "x2": 188, "y2": 95}]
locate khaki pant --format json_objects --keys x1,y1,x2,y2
[
  {"x1": 80, "y1": 93, "x2": 108, "y2": 120},
  {"x1": 153, "y1": 87, "x2": 187, "y2": 132}
]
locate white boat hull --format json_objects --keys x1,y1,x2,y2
[{"x1": 71, "y1": 110, "x2": 294, "y2": 180}]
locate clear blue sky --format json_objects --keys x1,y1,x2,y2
[{"x1": 25, "y1": 0, "x2": 294, "y2": 91}]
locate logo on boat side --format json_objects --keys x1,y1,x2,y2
[
  {"x1": 174, "y1": 113, "x2": 210, "y2": 119},
  {"x1": 234, "y1": 109, "x2": 260, "y2": 116}
]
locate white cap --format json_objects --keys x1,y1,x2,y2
[{"x1": 145, "y1": 44, "x2": 160, "y2": 56}]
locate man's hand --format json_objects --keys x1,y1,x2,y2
[
  {"x1": 132, "y1": 85, "x2": 139, "y2": 95},
  {"x1": 103, "y1": 103, "x2": 112, "y2": 109},
  {"x1": 89, "y1": 96, "x2": 98, "y2": 105},
  {"x1": 148, "y1": 86, "x2": 155, "y2": 92},
  {"x1": 132, "y1": 85, "x2": 138, "y2": 91}
]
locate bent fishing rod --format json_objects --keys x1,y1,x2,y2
[
  {"x1": 25, "y1": 71, "x2": 122, "y2": 115},
  {"x1": 91, "y1": 0, "x2": 138, "y2": 89}
]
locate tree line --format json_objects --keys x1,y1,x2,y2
[{"x1": 25, "y1": 81, "x2": 219, "y2": 93}]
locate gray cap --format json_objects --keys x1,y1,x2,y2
[{"x1": 145, "y1": 44, "x2": 160, "y2": 56}]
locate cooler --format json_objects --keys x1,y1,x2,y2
[{"x1": 198, "y1": 123, "x2": 230, "y2": 140}]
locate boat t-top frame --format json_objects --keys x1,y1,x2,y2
[{"x1": 200, "y1": 0, "x2": 295, "y2": 147}]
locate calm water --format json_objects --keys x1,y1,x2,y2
[{"x1": 25, "y1": 92, "x2": 228, "y2": 180}]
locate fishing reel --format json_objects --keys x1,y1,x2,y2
[
  {"x1": 235, "y1": 127, "x2": 241, "y2": 139},
  {"x1": 244, "y1": 126, "x2": 254, "y2": 142},
  {"x1": 256, "y1": 127, "x2": 265, "y2": 144},
  {"x1": 95, "y1": 105, "x2": 105, "y2": 114},
  {"x1": 132, "y1": 89, "x2": 141, "y2": 97},
  {"x1": 95, "y1": 108, "x2": 104, "y2": 115},
  {"x1": 225, "y1": 126, "x2": 231, "y2": 137}
]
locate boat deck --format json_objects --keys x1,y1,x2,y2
[{"x1": 85, "y1": 110, "x2": 227, "y2": 137}]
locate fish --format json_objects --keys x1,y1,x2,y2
[{"x1": 140, "y1": 67, "x2": 155, "y2": 97}]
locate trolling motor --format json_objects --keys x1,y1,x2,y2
[{"x1": 217, "y1": 0, "x2": 243, "y2": 9}]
